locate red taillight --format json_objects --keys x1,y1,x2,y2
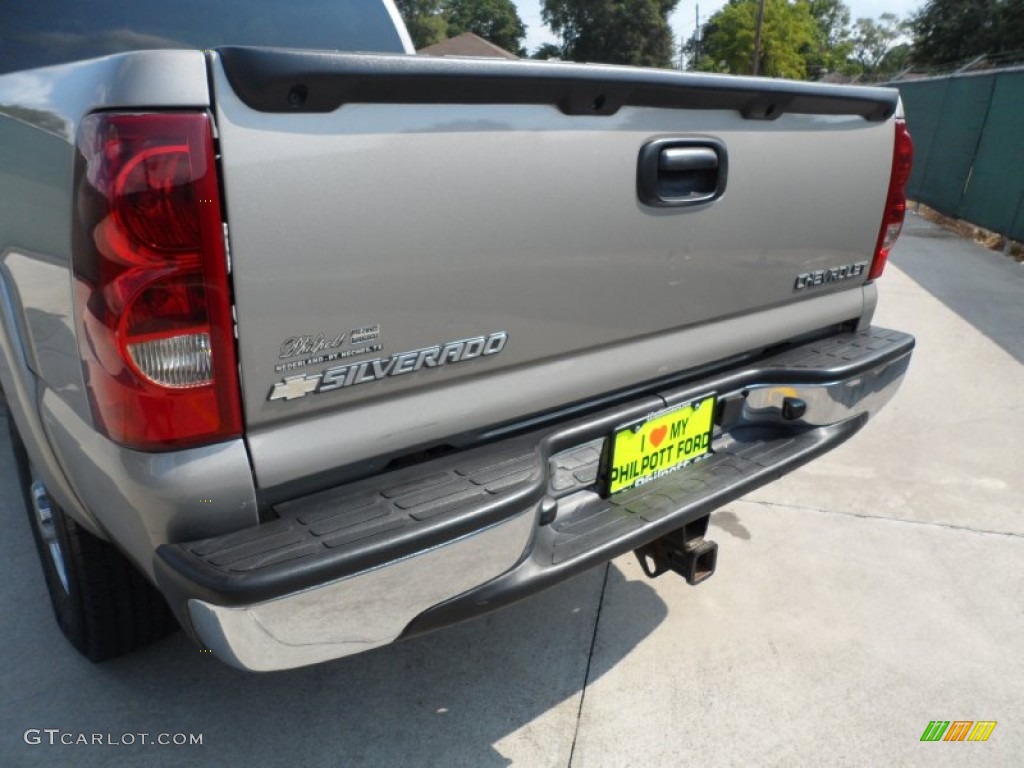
[
  {"x1": 73, "y1": 113, "x2": 242, "y2": 450},
  {"x1": 869, "y1": 120, "x2": 914, "y2": 280}
]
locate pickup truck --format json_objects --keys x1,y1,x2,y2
[{"x1": 0, "y1": 1, "x2": 914, "y2": 671}]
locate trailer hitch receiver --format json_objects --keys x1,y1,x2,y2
[{"x1": 634, "y1": 514, "x2": 718, "y2": 586}]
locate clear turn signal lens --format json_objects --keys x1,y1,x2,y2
[{"x1": 127, "y1": 332, "x2": 213, "y2": 388}]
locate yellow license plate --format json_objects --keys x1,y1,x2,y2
[{"x1": 606, "y1": 396, "x2": 716, "y2": 495}]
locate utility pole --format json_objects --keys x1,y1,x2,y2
[
  {"x1": 694, "y1": 4, "x2": 700, "y2": 70},
  {"x1": 752, "y1": 0, "x2": 766, "y2": 75}
]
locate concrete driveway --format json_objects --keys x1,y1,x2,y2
[{"x1": 1, "y1": 213, "x2": 1021, "y2": 767}]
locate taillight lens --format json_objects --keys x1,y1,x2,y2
[
  {"x1": 869, "y1": 120, "x2": 914, "y2": 280},
  {"x1": 73, "y1": 113, "x2": 242, "y2": 450}
]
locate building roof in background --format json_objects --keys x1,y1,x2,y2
[{"x1": 418, "y1": 32, "x2": 518, "y2": 60}]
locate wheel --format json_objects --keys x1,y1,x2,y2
[{"x1": 7, "y1": 411, "x2": 178, "y2": 661}]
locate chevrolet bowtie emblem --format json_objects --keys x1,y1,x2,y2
[{"x1": 269, "y1": 375, "x2": 321, "y2": 401}]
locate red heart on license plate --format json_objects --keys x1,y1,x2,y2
[{"x1": 649, "y1": 425, "x2": 667, "y2": 447}]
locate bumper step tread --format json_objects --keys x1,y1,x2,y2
[
  {"x1": 762, "y1": 327, "x2": 909, "y2": 370},
  {"x1": 547, "y1": 431, "x2": 816, "y2": 564},
  {"x1": 157, "y1": 435, "x2": 545, "y2": 601}
]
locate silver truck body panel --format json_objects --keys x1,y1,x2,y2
[
  {"x1": 0, "y1": 266, "x2": 98, "y2": 533},
  {"x1": 210, "y1": 57, "x2": 894, "y2": 490},
  {"x1": 859, "y1": 281, "x2": 878, "y2": 329},
  {"x1": 40, "y1": 389, "x2": 259, "y2": 579},
  {"x1": 0, "y1": 51, "x2": 263, "y2": 549},
  {"x1": 2, "y1": 251, "x2": 81, "y2": 403},
  {"x1": 0, "y1": 50, "x2": 211, "y2": 426}
]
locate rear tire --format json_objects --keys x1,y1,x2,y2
[{"x1": 7, "y1": 413, "x2": 178, "y2": 661}]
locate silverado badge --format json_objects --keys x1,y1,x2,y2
[{"x1": 268, "y1": 332, "x2": 508, "y2": 401}]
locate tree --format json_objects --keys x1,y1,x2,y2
[
  {"x1": 696, "y1": 0, "x2": 818, "y2": 79},
  {"x1": 807, "y1": 0, "x2": 850, "y2": 49},
  {"x1": 446, "y1": 0, "x2": 527, "y2": 55},
  {"x1": 909, "y1": 0, "x2": 998, "y2": 66},
  {"x1": 395, "y1": 0, "x2": 527, "y2": 53},
  {"x1": 531, "y1": 43, "x2": 564, "y2": 60},
  {"x1": 878, "y1": 42, "x2": 912, "y2": 73},
  {"x1": 805, "y1": 0, "x2": 856, "y2": 75},
  {"x1": 909, "y1": 0, "x2": 1024, "y2": 66},
  {"x1": 851, "y1": 13, "x2": 906, "y2": 73},
  {"x1": 542, "y1": 0, "x2": 681, "y2": 68},
  {"x1": 996, "y1": 0, "x2": 1024, "y2": 57},
  {"x1": 395, "y1": 0, "x2": 448, "y2": 49}
]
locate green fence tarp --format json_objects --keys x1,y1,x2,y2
[
  {"x1": 895, "y1": 70, "x2": 1024, "y2": 240},
  {"x1": 901, "y1": 79, "x2": 949, "y2": 200},
  {"x1": 958, "y1": 72, "x2": 1024, "y2": 240}
]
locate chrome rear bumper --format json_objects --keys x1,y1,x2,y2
[
  {"x1": 188, "y1": 509, "x2": 536, "y2": 671},
  {"x1": 156, "y1": 327, "x2": 914, "y2": 671}
]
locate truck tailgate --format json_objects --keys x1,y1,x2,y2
[{"x1": 208, "y1": 49, "x2": 898, "y2": 488}]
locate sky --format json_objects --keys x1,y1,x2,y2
[{"x1": 514, "y1": 0, "x2": 925, "y2": 57}]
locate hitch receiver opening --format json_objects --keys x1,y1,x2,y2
[{"x1": 634, "y1": 514, "x2": 718, "y2": 586}]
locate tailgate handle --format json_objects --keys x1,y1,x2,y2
[
  {"x1": 638, "y1": 139, "x2": 728, "y2": 208},
  {"x1": 659, "y1": 147, "x2": 718, "y2": 172}
]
